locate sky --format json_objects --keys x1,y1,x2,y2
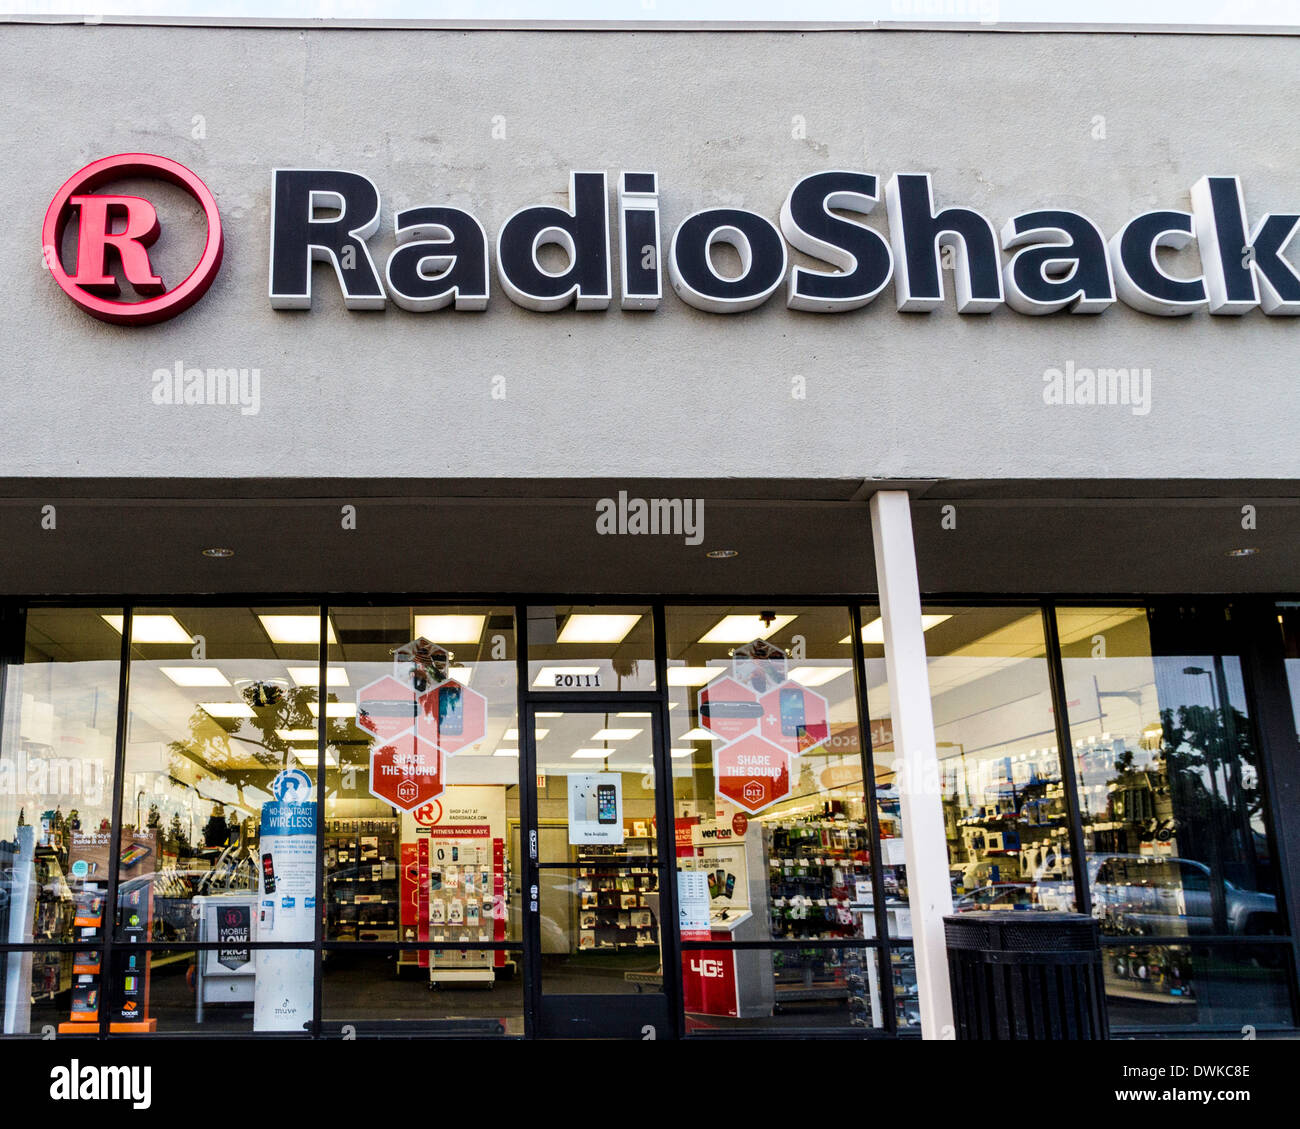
[{"x1": 0, "y1": 0, "x2": 1297, "y2": 26}]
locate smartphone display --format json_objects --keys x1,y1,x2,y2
[
  {"x1": 725, "y1": 872, "x2": 736, "y2": 899},
  {"x1": 597, "y1": 783, "x2": 617, "y2": 825},
  {"x1": 707, "y1": 872, "x2": 719, "y2": 898},
  {"x1": 779, "y1": 687, "x2": 806, "y2": 737},
  {"x1": 439, "y1": 684, "x2": 464, "y2": 735},
  {"x1": 261, "y1": 852, "x2": 277, "y2": 894}
]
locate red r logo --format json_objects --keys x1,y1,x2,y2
[{"x1": 42, "y1": 153, "x2": 223, "y2": 325}]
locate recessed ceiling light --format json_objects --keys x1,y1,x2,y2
[
  {"x1": 666, "y1": 666, "x2": 724, "y2": 686},
  {"x1": 286, "y1": 666, "x2": 349, "y2": 687},
  {"x1": 700, "y1": 614, "x2": 796, "y2": 644},
  {"x1": 505, "y1": 728, "x2": 548, "y2": 740},
  {"x1": 617, "y1": 711, "x2": 652, "y2": 718},
  {"x1": 682, "y1": 727, "x2": 722, "y2": 742},
  {"x1": 160, "y1": 666, "x2": 230, "y2": 687},
  {"x1": 590, "y1": 728, "x2": 642, "y2": 740},
  {"x1": 199, "y1": 702, "x2": 255, "y2": 718},
  {"x1": 412, "y1": 614, "x2": 486, "y2": 643},
  {"x1": 276, "y1": 729, "x2": 319, "y2": 742},
  {"x1": 1226, "y1": 547, "x2": 1258, "y2": 557},
  {"x1": 202, "y1": 547, "x2": 234, "y2": 559},
  {"x1": 532, "y1": 665, "x2": 600, "y2": 687},
  {"x1": 557, "y1": 614, "x2": 642, "y2": 644},
  {"x1": 536, "y1": 712, "x2": 563, "y2": 718},
  {"x1": 706, "y1": 549, "x2": 739, "y2": 559},
  {"x1": 102, "y1": 614, "x2": 192, "y2": 644},
  {"x1": 493, "y1": 748, "x2": 520, "y2": 758},
  {"x1": 787, "y1": 665, "x2": 852, "y2": 686},
  {"x1": 307, "y1": 702, "x2": 357, "y2": 717},
  {"x1": 845, "y1": 614, "x2": 953, "y2": 645},
  {"x1": 571, "y1": 749, "x2": 611, "y2": 759},
  {"x1": 259, "y1": 615, "x2": 337, "y2": 645},
  {"x1": 670, "y1": 748, "x2": 695, "y2": 758}
]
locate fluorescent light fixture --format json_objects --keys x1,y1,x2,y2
[
  {"x1": 276, "y1": 729, "x2": 319, "y2": 742},
  {"x1": 590, "y1": 728, "x2": 642, "y2": 740},
  {"x1": 448, "y1": 665, "x2": 474, "y2": 685},
  {"x1": 787, "y1": 665, "x2": 851, "y2": 687},
  {"x1": 666, "y1": 666, "x2": 723, "y2": 687},
  {"x1": 199, "y1": 702, "x2": 255, "y2": 718},
  {"x1": 536, "y1": 712, "x2": 563, "y2": 718},
  {"x1": 413, "y1": 614, "x2": 486, "y2": 643},
  {"x1": 286, "y1": 666, "x2": 349, "y2": 687},
  {"x1": 493, "y1": 748, "x2": 520, "y2": 758},
  {"x1": 682, "y1": 727, "x2": 722, "y2": 742},
  {"x1": 291, "y1": 749, "x2": 338, "y2": 767},
  {"x1": 505, "y1": 728, "x2": 548, "y2": 740},
  {"x1": 572, "y1": 749, "x2": 611, "y2": 759},
  {"x1": 307, "y1": 702, "x2": 357, "y2": 718},
  {"x1": 258, "y1": 615, "x2": 337, "y2": 645},
  {"x1": 847, "y1": 614, "x2": 953, "y2": 645},
  {"x1": 102, "y1": 614, "x2": 192, "y2": 644},
  {"x1": 670, "y1": 748, "x2": 695, "y2": 758},
  {"x1": 556, "y1": 614, "x2": 641, "y2": 644},
  {"x1": 617, "y1": 711, "x2": 652, "y2": 718},
  {"x1": 160, "y1": 667, "x2": 230, "y2": 687},
  {"x1": 532, "y1": 665, "x2": 599, "y2": 687},
  {"x1": 699, "y1": 614, "x2": 796, "y2": 644}
]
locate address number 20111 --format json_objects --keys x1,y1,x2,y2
[{"x1": 555, "y1": 673, "x2": 601, "y2": 688}]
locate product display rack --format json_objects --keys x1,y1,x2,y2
[
  {"x1": 325, "y1": 816, "x2": 401, "y2": 942},
  {"x1": 765, "y1": 818, "x2": 873, "y2": 941},
  {"x1": 946, "y1": 757, "x2": 1073, "y2": 906},
  {"x1": 575, "y1": 835, "x2": 659, "y2": 952}
]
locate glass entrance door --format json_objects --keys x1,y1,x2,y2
[{"x1": 523, "y1": 703, "x2": 676, "y2": 1038}]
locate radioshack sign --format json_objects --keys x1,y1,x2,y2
[{"x1": 43, "y1": 155, "x2": 1300, "y2": 325}]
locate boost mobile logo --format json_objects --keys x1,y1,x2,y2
[{"x1": 43, "y1": 153, "x2": 223, "y2": 325}]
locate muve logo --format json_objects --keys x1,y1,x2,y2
[{"x1": 42, "y1": 153, "x2": 223, "y2": 325}]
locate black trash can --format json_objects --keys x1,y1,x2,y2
[{"x1": 943, "y1": 912, "x2": 1108, "y2": 1040}]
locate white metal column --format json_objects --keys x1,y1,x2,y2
[{"x1": 869, "y1": 490, "x2": 954, "y2": 1038}]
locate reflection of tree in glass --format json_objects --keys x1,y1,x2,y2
[{"x1": 1157, "y1": 701, "x2": 1265, "y2": 887}]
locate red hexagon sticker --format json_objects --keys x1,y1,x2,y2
[
  {"x1": 356, "y1": 674, "x2": 418, "y2": 740},
  {"x1": 714, "y1": 732, "x2": 792, "y2": 814},
  {"x1": 698, "y1": 675, "x2": 764, "y2": 742},
  {"x1": 416, "y1": 678, "x2": 488, "y2": 755},
  {"x1": 369, "y1": 734, "x2": 443, "y2": 812},
  {"x1": 758, "y1": 681, "x2": 832, "y2": 755}
]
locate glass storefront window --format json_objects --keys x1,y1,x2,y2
[
  {"x1": 862, "y1": 606, "x2": 1073, "y2": 923},
  {"x1": 118, "y1": 608, "x2": 321, "y2": 943},
  {"x1": 1, "y1": 609, "x2": 122, "y2": 950},
  {"x1": 1057, "y1": 605, "x2": 1284, "y2": 939},
  {"x1": 322, "y1": 949, "x2": 523, "y2": 1036},
  {"x1": 527, "y1": 605, "x2": 654, "y2": 691},
  {"x1": 1279, "y1": 602, "x2": 1300, "y2": 742},
  {"x1": 666, "y1": 607, "x2": 875, "y2": 945},
  {"x1": 325, "y1": 606, "x2": 520, "y2": 953}
]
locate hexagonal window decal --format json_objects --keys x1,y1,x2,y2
[
  {"x1": 356, "y1": 674, "x2": 418, "y2": 740},
  {"x1": 698, "y1": 675, "x2": 763, "y2": 743},
  {"x1": 368, "y1": 732, "x2": 443, "y2": 812},
  {"x1": 415, "y1": 678, "x2": 488, "y2": 755},
  {"x1": 758, "y1": 680, "x2": 832, "y2": 755},
  {"x1": 714, "y1": 732, "x2": 793, "y2": 815}
]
